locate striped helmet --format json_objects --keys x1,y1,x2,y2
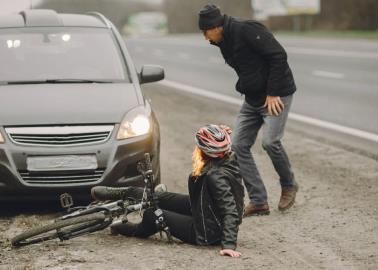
[{"x1": 195, "y1": 124, "x2": 231, "y2": 158}]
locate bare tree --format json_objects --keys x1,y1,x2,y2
[
  {"x1": 36, "y1": 0, "x2": 162, "y2": 31},
  {"x1": 265, "y1": 0, "x2": 378, "y2": 31},
  {"x1": 163, "y1": 0, "x2": 252, "y2": 33}
]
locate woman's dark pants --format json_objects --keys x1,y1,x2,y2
[{"x1": 117, "y1": 187, "x2": 197, "y2": 245}]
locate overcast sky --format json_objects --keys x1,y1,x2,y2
[{"x1": 0, "y1": 0, "x2": 43, "y2": 14}]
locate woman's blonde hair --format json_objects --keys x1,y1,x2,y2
[{"x1": 192, "y1": 146, "x2": 211, "y2": 177}]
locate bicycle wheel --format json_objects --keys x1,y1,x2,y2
[{"x1": 11, "y1": 212, "x2": 106, "y2": 247}]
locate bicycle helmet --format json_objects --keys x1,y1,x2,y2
[{"x1": 195, "y1": 124, "x2": 231, "y2": 158}]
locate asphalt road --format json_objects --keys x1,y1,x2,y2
[
  {"x1": 125, "y1": 34, "x2": 378, "y2": 136},
  {"x1": 1, "y1": 34, "x2": 377, "y2": 270},
  {"x1": 2, "y1": 84, "x2": 377, "y2": 270}
]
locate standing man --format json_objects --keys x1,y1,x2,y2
[{"x1": 198, "y1": 4, "x2": 298, "y2": 216}]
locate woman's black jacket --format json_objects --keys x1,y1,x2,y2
[{"x1": 187, "y1": 152, "x2": 244, "y2": 250}]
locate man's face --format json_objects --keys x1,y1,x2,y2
[{"x1": 202, "y1": 27, "x2": 224, "y2": 43}]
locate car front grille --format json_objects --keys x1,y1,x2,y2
[
  {"x1": 5, "y1": 125, "x2": 114, "y2": 146},
  {"x1": 19, "y1": 169, "x2": 106, "y2": 185}
]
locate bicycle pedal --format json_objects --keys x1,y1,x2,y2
[{"x1": 60, "y1": 193, "x2": 74, "y2": 209}]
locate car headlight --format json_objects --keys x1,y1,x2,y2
[
  {"x1": 0, "y1": 131, "x2": 4, "y2": 143},
  {"x1": 117, "y1": 106, "x2": 151, "y2": 140}
]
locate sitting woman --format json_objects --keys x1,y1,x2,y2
[{"x1": 91, "y1": 124, "x2": 244, "y2": 257}]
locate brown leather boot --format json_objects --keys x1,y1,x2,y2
[
  {"x1": 243, "y1": 202, "x2": 270, "y2": 217},
  {"x1": 278, "y1": 185, "x2": 298, "y2": 211}
]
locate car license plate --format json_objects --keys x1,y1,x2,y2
[{"x1": 27, "y1": 155, "x2": 98, "y2": 171}]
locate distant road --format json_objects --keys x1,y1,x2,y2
[{"x1": 125, "y1": 34, "x2": 378, "y2": 136}]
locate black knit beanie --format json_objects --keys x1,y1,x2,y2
[{"x1": 198, "y1": 4, "x2": 224, "y2": 30}]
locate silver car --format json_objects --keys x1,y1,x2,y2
[{"x1": 0, "y1": 10, "x2": 163, "y2": 201}]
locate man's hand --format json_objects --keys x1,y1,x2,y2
[
  {"x1": 220, "y1": 249, "x2": 242, "y2": 257},
  {"x1": 219, "y1": 124, "x2": 232, "y2": 135},
  {"x1": 264, "y1": 96, "x2": 284, "y2": 116}
]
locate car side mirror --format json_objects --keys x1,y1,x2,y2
[{"x1": 139, "y1": 65, "x2": 164, "y2": 84}]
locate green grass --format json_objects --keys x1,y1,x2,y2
[{"x1": 274, "y1": 30, "x2": 378, "y2": 39}]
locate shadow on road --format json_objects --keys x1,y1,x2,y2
[{"x1": 0, "y1": 199, "x2": 91, "y2": 217}]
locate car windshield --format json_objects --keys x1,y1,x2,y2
[{"x1": 0, "y1": 27, "x2": 130, "y2": 83}]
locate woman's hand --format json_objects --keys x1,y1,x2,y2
[
  {"x1": 220, "y1": 249, "x2": 242, "y2": 257},
  {"x1": 219, "y1": 124, "x2": 232, "y2": 135}
]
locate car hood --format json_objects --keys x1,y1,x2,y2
[{"x1": 0, "y1": 83, "x2": 140, "y2": 126}]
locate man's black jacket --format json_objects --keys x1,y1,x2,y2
[
  {"x1": 188, "y1": 152, "x2": 244, "y2": 250},
  {"x1": 212, "y1": 15, "x2": 296, "y2": 106}
]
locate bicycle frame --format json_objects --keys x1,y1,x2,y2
[
  {"x1": 56, "y1": 153, "x2": 158, "y2": 237},
  {"x1": 11, "y1": 153, "x2": 170, "y2": 247}
]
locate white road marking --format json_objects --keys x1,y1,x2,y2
[
  {"x1": 177, "y1": 52, "x2": 190, "y2": 60},
  {"x1": 287, "y1": 47, "x2": 378, "y2": 59},
  {"x1": 127, "y1": 37, "x2": 378, "y2": 59},
  {"x1": 158, "y1": 80, "x2": 378, "y2": 143},
  {"x1": 312, "y1": 70, "x2": 345, "y2": 79},
  {"x1": 160, "y1": 79, "x2": 243, "y2": 105}
]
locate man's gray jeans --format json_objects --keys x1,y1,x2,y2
[{"x1": 231, "y1": 94, "x2": 296, "y2": 205}]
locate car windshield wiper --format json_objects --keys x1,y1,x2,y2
[{"x1": 4, "y1": 79, "x2": 114, "y2": 85}]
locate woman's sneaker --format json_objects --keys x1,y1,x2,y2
[
  {"x1": 110, "y1": 220, "x2": 139, "y2": 236},
  {"x1": 154, "y1": 183, "x2": 167, "y2": 193},
  {"x1": 91, "y1": 186, "x2": 134, "y2": 201}
]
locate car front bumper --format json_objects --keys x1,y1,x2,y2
[{"x1": 0, "y1": 124, "x2": 160, "y2": 201}]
